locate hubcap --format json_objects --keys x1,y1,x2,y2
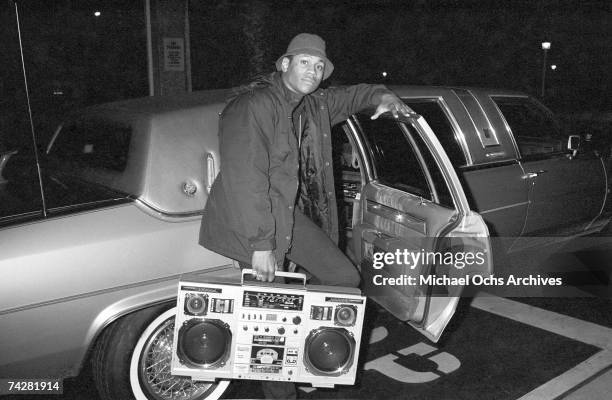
[{"x1": 138, "y1": 316, "x2": 220, "y2": 400}]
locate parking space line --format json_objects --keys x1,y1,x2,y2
[
  {"x1": 563, "y1": 368, "x2": 612, "y2": 400},
  {"x1": 517, "y1": 351, "x2": 612, "y2": 400},
  {"x1": 470, "y1": 293, "x2": 612, "y2": 350},
  {"x1": 471, "y1": 292, "x2": 612, "y2": 400}
]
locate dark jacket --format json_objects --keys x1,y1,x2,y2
[{"x1": 199, "y1": 72, "x2": 390, "y2": 264}]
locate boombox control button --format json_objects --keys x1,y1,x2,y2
[
  {"x1": 243, "y1": 325, "x2": 248, "y2": 331},
  {"x1": 278, "y1": 327, "x2": 285, "y2": 335},
  {"x1": 264, "y1": 327, "x2": 269, "y2": 332},
  {"x1": 282, "y1": 317, "x2": 287, "y2": 322},
  {"x1": 293, "y1": 329, "x2": 298, "y2": 334},
  {"x1": 254, "y1": 327, "x2": 259, "y2": 332},
  {"x1": 292, "y1": 316, "x2": 301, "y2": 325}
]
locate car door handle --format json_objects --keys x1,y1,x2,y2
[
  {"x1": 522, "y1": 172, "x2": 538, "y2": 179},
  {"x1": 521, "y1": 170, "x2": 548, "y2": 179}
]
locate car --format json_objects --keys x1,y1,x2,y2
[{"x1": 1, "y1": 85, "x2": 609, "y2": 400}]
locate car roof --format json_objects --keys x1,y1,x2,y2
[
  {"x1": 388, "y1": 84, "x2": 527, "y2": 97},
  {"x1": 77, "y1": 89, "x2": 231, "y2": 120}
]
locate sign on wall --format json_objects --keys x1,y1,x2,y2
[{"x1": 163, "y1": 37, "x2": 184, "y2": 71}]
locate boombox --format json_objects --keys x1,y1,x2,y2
[{"x1": 170, "y1": 269, "x2": 366, "y2": 388}]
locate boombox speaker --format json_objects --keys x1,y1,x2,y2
[{"x1": 170, "y1": 269, "x2": 366, "y2": 388}]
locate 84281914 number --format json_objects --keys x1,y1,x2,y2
[{"x1": 0, "y1": 379, "x2": 63, "y2": 394}]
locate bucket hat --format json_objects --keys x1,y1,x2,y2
[{"x1": 275, "y1": 33, "x2": 334, "y2": 80}]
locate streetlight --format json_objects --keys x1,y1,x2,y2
[{"x1": 541, "y1": 42, "x2": 551, "y2": 97}]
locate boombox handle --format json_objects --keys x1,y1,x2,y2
[{"x1": 241, "y1": 268, "x2": 307, "y2": 288}]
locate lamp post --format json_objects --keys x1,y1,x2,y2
[{"x1": 541, "y1": 42, "x2": 551, "y2": 97}]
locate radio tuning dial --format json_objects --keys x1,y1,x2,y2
[
  {"x1": 292, "y1": 316, "x2": 301, "y2": 325},
  {"x1": 278, "y1": 327, "x2": 285, "y2": 335}
]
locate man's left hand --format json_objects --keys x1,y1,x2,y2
[{"x1": 371, "y1": 93, "x2": 415, "y2": 120}]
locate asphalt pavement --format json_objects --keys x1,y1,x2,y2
[{"x1": 3, "y1": 236, "x2": 611, "y2": 400}]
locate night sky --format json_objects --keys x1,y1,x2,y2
[{"x1": 1, "y1": 0, "x2": 611, "y2": 146}]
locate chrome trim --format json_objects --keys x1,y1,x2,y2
[
  {"x1": 402, "y1": 95, "x2": 473, "y2": 166},
  {"x1": 485, "y1": 151, "x2": 506, "y2": 159},
  {"x1": 366, "y1": 200, "x2": 427, "y2": 235},
  {"x1": 466, "y1": 89, "x2": 501, "y2": 148},
  {"x1": 206, "y1": 153, "x2": 216, "y2": 194},
  {"x1": 401, "y1": 123, "x2": 440, "y2": 203},
  {"x1": 346, "y1": 119, "x2": 375, "y2": 181},
  {"x1": 409, "y1": 116, "x2": 471, "y2": 213},
  {"x1": 0, "y1": 264, "x2": 233, "y2": 316},
  {"x1": 134, "y1": 198, "x2": 204, "y2": 221},
  {"x1": 479, "y1": 201, "x2": 530, "y2": 215},
  {"x1": 459, "y1": 159, "x2": 519, "y2": 171},
  {"x1": 521, "y1": 172, "x2": 538, "y2": 180},
  {"x1": 0, "y1": 210, "x2": 44, "y2": 227},
  {"x1": 488, "y1": 94, "x2": 535, "y2": 160}
]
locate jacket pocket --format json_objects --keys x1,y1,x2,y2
[{"x1": 274, "y1": 130, "x2": 293, "y2": 161}]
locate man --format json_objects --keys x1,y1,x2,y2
[{"x1": 199, "y1": 33, "x2": 412, "y2": 398}]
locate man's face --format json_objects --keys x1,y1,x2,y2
[{"x1": 281, "y1": 54, "x2": 325, "y2": 95}]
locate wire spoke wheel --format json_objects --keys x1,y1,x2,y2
[{"x1": 130, "y1": 308, "x2": 230, "y2": 400}]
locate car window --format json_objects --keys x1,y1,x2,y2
[
  {"x1": 0, "y1": 3, "x2": 43, "y2": 222},
  {"x1": 48, "y1": 118, "x2": 131, "y2": 172},
  {"x1": 355, "y1": 114, "x2": 432, "y2": 200},
  {"x1": 43, "y1": 117, "x2": 132, "y2": 210},
  {"x1": 404, "y1": 123, "x2": 454, "y2": 209},
  {"x1": 402, "y1": 99, "x2": 467, "y2": 167},
  {"x1": 0, "y1": 148, "x2": 44, "y2": 221},
  {"x1": 492, "y1": 96, "x2": 564, "y2": 159}
]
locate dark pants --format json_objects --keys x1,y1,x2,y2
[
  {"x1": 245, "y1": 210, "x2": 361, "y2": 399},
  {"x1": 286, "y1": 210, "x2": 360, "y2": 287}
]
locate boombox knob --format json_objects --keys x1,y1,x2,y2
[
  {"x1": 254, "y1": 327, "x2": 259, "y2": 332},
  {"x1": 278, "y1": 327, "x2": 286, "y2": 335},
  {"x1": 292, "y1": 316, "x2": 302, "y2": 325}
]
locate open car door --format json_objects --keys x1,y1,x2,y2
[{"x1": 346, "y1": 112, "x2": 493, "y2": 342}]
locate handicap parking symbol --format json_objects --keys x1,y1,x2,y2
[{"x1": 364, "y1": 327, "x2": 461, "y2": 383}]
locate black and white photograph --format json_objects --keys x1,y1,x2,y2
[{"x1": 1, "y1": 1, "x2": 611, "y2": 399}]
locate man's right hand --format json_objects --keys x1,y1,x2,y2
[{"x1": 251, "y1": 250, "x2": 277, "y2": 282}]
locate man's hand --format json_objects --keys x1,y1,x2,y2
[
  {"x1": 371, "y1": 93, "x2": 416, "y2": 120},
  {"x1": 251, "y1": 250, "x2": 277, "y2": 282}
]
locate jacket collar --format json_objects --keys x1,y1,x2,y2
[{"x1": 272, "y1": 72, "x2": 304, "y2": 106}]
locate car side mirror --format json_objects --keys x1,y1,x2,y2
[{"x1": 567, "y1": 135, "x2": 580, "y2": 157}]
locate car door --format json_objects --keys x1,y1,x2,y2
[
  {"x1": 346, "y1": 112, "x2": 492, "y2": 342},
  {"x1": 492, "y1": 96, "x2": 606, "y2": 236}
]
